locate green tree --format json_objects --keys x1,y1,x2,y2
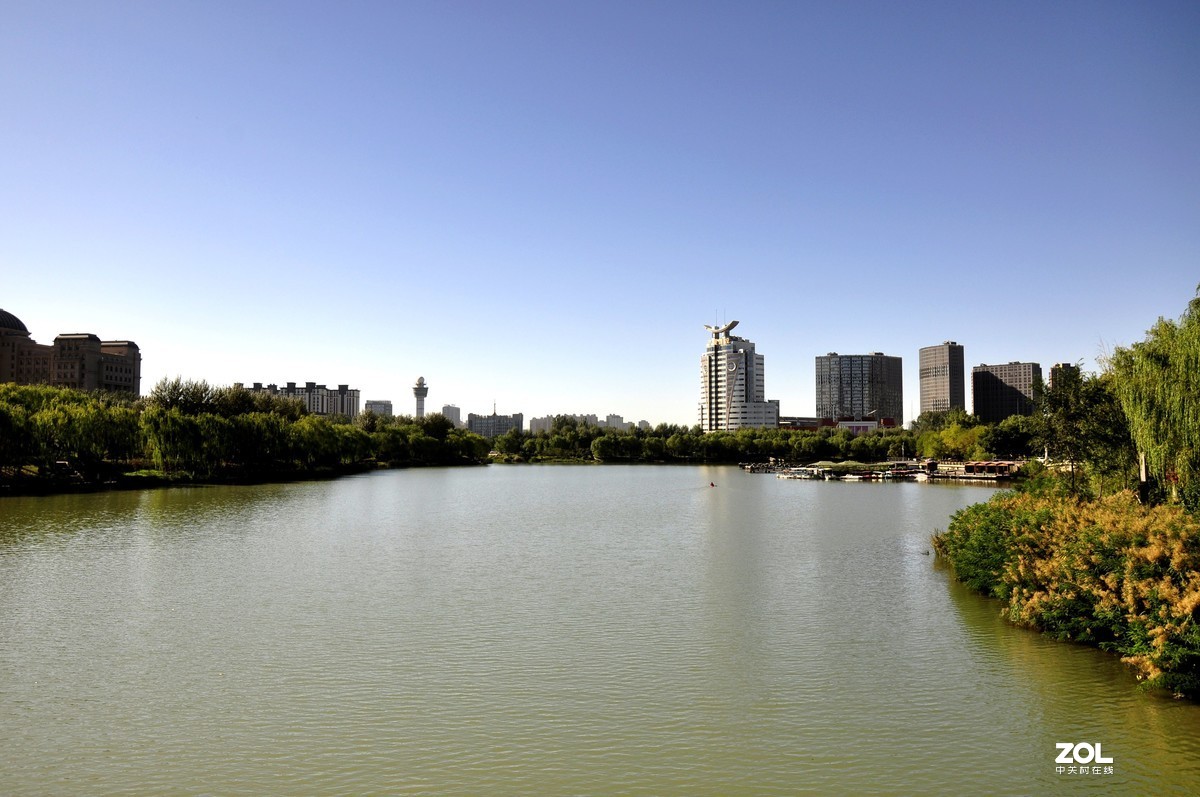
[
  {"x1": 290, "y1": 415, "x2": 339, "y2": 467},
  {"x1": 374, "y1": 426, "x2": 411, "y2": 464},
  {"x1": 147, "y1": 377, "x2": 216, "y2": 415},
  {"x1": 590, "y1": 433, "x2": 622, "y2": 462},
  {"x1": 417, "y1": 413, "x2": 455, "y2": 442},
  {"x1": 494, "y1": 428, "x2": 525, "y2": 456},
  {"x1": 1108, "y1": 289, "x2": 1200, "y2": 509},
  {"x1": 790, "y1": 432, "x2": 825, "y2": 462},
  {"x1": 1035, "y1": 363, "x2": 1089, "y2": 492},
  {"x1": 448, "y1": 428, "x2": 489, "y2": 463},
  {"x1": 230, "y1": 412, "x2": 291, "y2": 469},
  {"x1": 0, "y1": 400, "x2": 32, "y2": 469},
  {"x1": 981, "y1": 415, "x2": 1036, "y2": 460},
  {"x1": 335, "y1": 425, "x2": 372, "y2": 464},
  {"x1": 195, "y1": 413, "x2": 233, "y2": 476},
  {"x1": 641, "y1": 435, "x2": 666, "y2": 461},
  {"x1": 1079, "y1": 373, "x2": 1137, "y2": 496},
  {"x1": 911, "y1": 407, "x2": 979, "y2": 437},
  {"x1": 354, "y1": 409, "x2": 380, "y2": 433},
  {"x1": 665, "y1": 432, "x2": 694, "y2": 460},
  {"x1": 141, "y1": 406, "x2": 203, "y2": 473}
]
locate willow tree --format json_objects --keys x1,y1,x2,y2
[{"x1": 1108, "y1": 289, "x2": 1200, "y2": 509}]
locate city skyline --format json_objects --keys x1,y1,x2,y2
[
  {"x1": 3, "y1": 3, "x2": 1197, "y2": 425},
  {"x1": 0, "y1": 298, "x2": 1139, "y2": 430}
]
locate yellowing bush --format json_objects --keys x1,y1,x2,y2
[{"x1": 934, "y1": 490, "x2": 1200, "y2": 698}]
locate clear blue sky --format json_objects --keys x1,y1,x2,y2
[{"x1": 3, "y1": 1, "x2": 1197, "y2": 426}]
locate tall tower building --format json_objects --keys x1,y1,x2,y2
[
  {"x1": 918, "y1": 341, "x2": 965, "y2": 415},
  {"x1": 698, "y1": 321, "x2": 779, "y2": 432},
  {"x1": 815, "y1": 352, "x2": 904, "y2": 425},
  {"x1": 971, "y1": 362, "x2": 1042, "y2": 423},
  {"x1": 413, "y1": 376, "x2": 428, "y2": 418}
]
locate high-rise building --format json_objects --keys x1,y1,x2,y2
[
  {"x1": 698, "y1": 321, "x2": 779, "y2": 432},
  {"x1": 815, "y1": 352, "x2": 904, "y2": 425},
  {"x1": 971, "y1": 362, "x2": 1042, "y2": 423},
  {"x1": 918, "y1": 341, "x2": 965, "y2": 415},
  {"x1": 0, "y1": 308, "x2": 141, "y2": 394},
  {"x1": 413, "y1": 377, "x2": 428, "y2": 418}
]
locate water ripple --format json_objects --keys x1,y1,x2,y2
[{"x1": 1, "y1": 469, "x2": 1198, "y2": 794}]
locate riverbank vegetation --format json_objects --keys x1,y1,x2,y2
[
  {"x1": 933, "y1": 484, "x2": 1200, "y2": 698},
  {"x1": 934, "y1": 289, "x2": 1200, "y2": 698},
  {"x1": 0, "y1": 379, "x2": 490, "y2": 493}
]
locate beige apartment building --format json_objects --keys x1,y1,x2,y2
[
  {"x1": 0, "y1": 308, "x2": 142, "y2": 394},
  {"x1": 918, "y1": 341, "x2": 965, "y2": 415}
]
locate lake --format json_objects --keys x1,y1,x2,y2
[{"x1": 2, "y1": 465, "x2": 1199, "y2": 794}]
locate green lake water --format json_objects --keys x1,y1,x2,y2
[{"x1": 2, "y1": 465, "x2": 1198, "y2": 794}]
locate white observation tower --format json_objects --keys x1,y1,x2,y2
[{"x1": 413, "y1": 376, "x2": 428, "y2": 418}]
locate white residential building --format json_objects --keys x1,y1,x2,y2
[{"x1": 698, "y1": 321, "x2": 779, "y2": 432}]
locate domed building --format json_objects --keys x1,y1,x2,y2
[
  {"x1": 0, "y1": 309, "x2": 28, "y2": 334},
  {"x1": 0, "y1": 308, "x2": 46, "y2": 386},
  {"x1": 0, "y1": 308, "x2": 141, "y2": 395}
]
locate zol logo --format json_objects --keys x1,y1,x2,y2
[{"x1": 1056, "y1": 742, "x2": 1114, "y2": 764}]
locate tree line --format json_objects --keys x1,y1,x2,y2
[
  {"x1": 0, "y1": 377, "x2": 1110, "y2": 485},
  {"x1": 490, "y1": 418, "x2": 919, "y2": 465},
  {"x1": 0, "y1": 378, "x2": 490, "y2": 485}
]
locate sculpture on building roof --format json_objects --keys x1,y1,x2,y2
[{"x1": 704, "y1": 320, "x2": 739, "y2": 339}]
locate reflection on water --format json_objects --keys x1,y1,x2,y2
[{"x1": 1, "y1": 466, "x2": 1199, "y2": 795}]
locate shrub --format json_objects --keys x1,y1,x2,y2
[{"x1": 934, "y1": 490, "x2": 1200, "y2": 698}]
